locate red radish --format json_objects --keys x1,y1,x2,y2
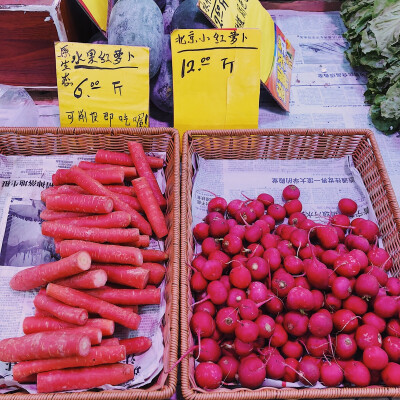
[
  {"x1": 355, "y1": 325, "x2": 382, "y2": 350},
  {"x1": 207, "y1": 197, "x2": 227, "y2": 214},
  {"x1": 335, "y1": 334, "x2": 357, "y2": 359},
  {"x1": 222, "y1": 234, "x2": 242, "y2": 255},
  {"x1": 331, "y1": 276, "x2": 352, "y2": 300},
  {"x1": 383, "y1": 336, "x2": 400, "y2": 362},
  {"x1": 304, "y1": 259, "x2": 330, "y2": 290},
  {"x1": 368, "y1": 246, "x2": 392, "y2": 271},
  {"x1": 236, "y1": 206, "x2": 257, "y2": 224},
  {"x1": 218, "y1": 356, "x2": 239, "y2": 382},
  {"x1": 306, "y1": 336, "x2": 329, "y2": 357},
  {"x1": 202, "y1": 281, "x2": 228, "y2": 305},
  {"x1": 204, "y1": 211, "x2": 224, "y2": 224},
  {"x1": 255, "y1": 315, "x2": 275, "y2": 339},
  {"x1": 284, "y1": 311, "x2": 309, "y2": 337},
  {"x1": 387, "y1": 277, "x2": 400, "y2": 296},
  {"x1": 259, "y1": 215, "x2": 276, "y2": 231},
  {"x1": 311, "y1": 290, "x2": 324, "y2": 311},
  {"x1": 232, "y1": 338, "x2": 254, "y2": 357},
  {"x1": 320, "y1": 362, "x2": 343, "y2": 387},
  {"x1": 373, "y1": 295, "x2": 398, "y2": 319},
  {"x1": 349, "y1": 249, "x2": 369, "y2": 270},
  {"x1": 354, "y1": 220, "x2": 379, "y2": 243},
  {"x1": 272, "y1": 269, "x2": 295, "y2": 297},
  {"x1": 280, "y1": 225, "x2": 297, "y2": 241},
  {"x1": 190, "y1": 311, "x2": 216, "y2": 338},
  {"x1": 263, "y1": 248, "x2": 281, "y2": 271},
  {"x1": 264, "y1": 292, "x2": 284, "y2": 315},
  {"x1": 216, "y1": 307, "x2": 239, "y2": 334},
  {"x1": 308, "y1": 311, "x2": 333, "y2": 337},
  {"x1": 227, "y1": 199, "x2": 245, "y2": 217},
  {"x1": 201, "y1": 260, "x2": 223, "y2": 281},
  {"x1": 382, "y1": 362, "x2": 400, "y2": 386},
  {"x1": 338, "y1": 198, "x2": 357, "y2": 216},
  {"x1": 246, "y1": 257, "x2": 269, "y2": 281},
  {"x1": 283, "y1": 185, "x2": 300, "y2": 201},
  {"x1": 290, "y1": 229, "x2": 308, "y2": 249},
  {"x1": 267, "y1": 204, "x2": 286, "y2": 222},
  {"x1": 344, "y1": 361, "x2": 371, "y2": 387},
  {"x1": 331, "y1": 214, "x2": 350, "y2": 230},
  {"x1": 195, "y1": 362, "x2": 223, "y2": 389},
  {"x1": 283, "y1": 255, "x2": 303, "y2": 274},
  {"x1": 201, "y1": 237, "x2": 221, "y2": 257},
  {"x1": 193, "y1": 339, "x2": 222, "y2": 363},
  {"x1": 362, "y1": 312, "x2": 386, "y2": 333},
  {"x1": 265, "y1": 353, "x2": 285, "y2": 380},
  {"x1": 343, "y1": 296, "x2": 368, "y2": 315},
  {"x1": 363, "y1": 346, "x2": 388, "y2": 370},
  {"x1": 286, "y1": 287, "x2": 314, "y2": 312},
  {"x1": 247, "y1": 200, "x2": 265, "y2": 218},
  {"x1": 190, "y1": 271, "x2": 208, "y2": 292},
  {"x1": 257, "y1": 193, "x2": 274, "y2": 207},
  {"x1": 314, "y1": 245, "x2": 324, "y2": 258},
  {"x1": 298, "y1": 358, "x2": 320, "y2": 386},
  {"x1": 336, "y1": 243, "x2": 349, "y2": 255},
  {"x1": 231, "y1": 254, "x2": 247, "y2": 267},
  {"x1": 283, "y1": 358, "x2": 299, "y2": 382},
  {"x1": 209, "y1": 218, "x2": 229, "y2": 238},
  {"x1": 219, "y1": 275, "x2": 231, "y2": 291},
  {"x1": 277, "y1": 240, "x2": 296, "y2": 258},
  {"x1": 254, "y1": 220, "x2": 270, "y2": 235},
  {"x1": 333, "y1": 309, "x2": 359, "y2": 333},
  {"x1": 227, "y1": 288, "x2": 247, "y2": 308},
  {"x1": 334, "y1": 253, "x2": 361, "y2": 278},
  {"x1": 364, "y1": 265, "x2": 388, "y2": 286},
  {"x1": 229, "y1": 265, "x2": 251, "y2": 289},
  {"x1": 247, "y1": 282, "x2": 269, "y2": 303},
  {"x1": 316, "y1": 226, "x2": 339, "y2": 249},
  {"x1": 194, "y1": 301, "x2": 216, "y2": 317},
  {"x1": 281, "y1": 341, "x2": 303, "y2": 359},
  {"x1": 238, "y1": 299, "x2": 262, "y2": 320},
  {"x1": 270, "y1": 324, "x2": 288, "y2": 347},
  {"x1": 237, "y1": 356, "x2": 266, "y2": 389},
  {"x1": 284, "y1": 199, "x2": 302, "y2": 215},
  {"x1": 334, "y1": 226, "x2": 345, "y2": 242},
  {"x1": 298, "y1": 219, "x2": 317, "y2": 232},
  {"x1": 235, "y1": 320, "x2": 259, "y2": 343},
  {"x1": 345, "y1": 235, "x2": 370, "y2": 253},
  {"x1": 227, "y1": 218, "x2": 237, "y2": 228},
  {"x1": 387, "y1": 319, "x2": 400, "y2": 337},
  {"x1": 246, "y1": 243, "x2": 264, "y2": 258},
  {"x1": 192, "y1": 255, "x2": 207, "y2": 272},
  {"x1": 325, "y1": 293, "x2": 342, "y2": 312},
  {"x1": 295, "y1": 276, "x2": 311, "y2": 290},
  {"x1": 289, "y1": 212, "x2": 307, "y2": 227},
  {"x1": 208, "y1": 250, "x2": 230, "y2": 268},
  {"x1": 275, "y1": 314, "x2": 284, "y2": 325}
]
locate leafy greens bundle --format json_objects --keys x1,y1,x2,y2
[{"x1": 341, "y1": 0, "x2": 400, "y2": 134}]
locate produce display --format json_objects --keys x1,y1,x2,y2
[
  {"x1": 188, "y1": 186, "x2": 399, "y2": 390},
  {"x1": 341, "y1": 0, "x2": 400, "y2": 135},
  {"x1": 0, "y1": 142, "x2": 169, "y2": 393}
]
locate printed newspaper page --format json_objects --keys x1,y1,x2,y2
[{"x1": 0, "y1": 153, "x2": 167, "y2": 393}]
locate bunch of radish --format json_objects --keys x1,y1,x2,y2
[
  {"x1": 189, "y1": 186, "x2": 400, "y2": 390},
  {"x1": 0, "y1": 143, "x2": 169, "y2": 393}
]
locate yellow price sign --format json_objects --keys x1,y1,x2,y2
[
  {"x1": 171, "y1": 29, "x2": 260, "y2": 137},
  {"x1": 198, "y1": 0, "x2": 295, "y2": 111},
  {"x1": 55, "y1": 42, "x2": 149, "y2": 128}
]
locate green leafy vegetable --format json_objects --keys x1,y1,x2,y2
[{"x1": 341, "y1": 0, "x2": 400, "y2": 134}]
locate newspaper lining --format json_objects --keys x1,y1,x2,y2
[{"x1": 0, "y1": 153, "x2": 167, "y2": 393}]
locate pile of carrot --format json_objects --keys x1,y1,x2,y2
[{"x1": 1, "y1": 143, "x2": 169, "y2": 393}]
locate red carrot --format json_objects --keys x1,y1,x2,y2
[
  {"x1": 41, "y1": 185, "x2": 86, "y2": 202},
  {"x1": 58, "y1": 240, "x2": 143, "y2": 267},
  {"x1": 96, "y1": 149, "x2": 164, "y2": 169},
  {"x1": 42, "y1": 222, "x2": 139, "y2": 244},
  {"x1": 132, "y1": 177, "x2": 168, "y2": 238},
  {"x1": 10, "y1": 251, "x2": 91, "y2": 291},
  {"x1": 84, "y1": 286, "x2": 161, "y2": 305},
  {"x1": 0, "y1": 331, "x2": 91, "y2": 362},
  {"x1": 122, "y1": 305, "x2": 139, "y2": 313},
  {"x1": 120, "y1": 337, "x2": 152, "y2": 355},
  {"x1": 86, "y1": 318, "x2": 115, "y2": 336},
  {"x1": 34, "y1": 289, "x2": 88, "y2": 325},
  {"x1": 67, "y1": 166, "x2": 152, "y2": 235},
  {"x1": 40, "y1": 209, "x2": 90, "y2": 221},
  {"x1": 52, "y1": 168, "x2": 124, "y2": 185},
  {"x1": 91, "y1": 264, "x2": 149, "y2": 289},
  {"x1": 127, "y1": 235, "x2": 150, "y2": 248},
  {"x1": 34, "y1": 308, "x2": 53, "y2": 318},
  {"x1": 141, "y1": 249, "x2": 169, "y2": 263},
  {"x1": 114, "y1": 192, "x2": 143, "y2": 212},
  {"x1": 105, "y1": 185, "x2": 136, "y2": 196},
  {"x1": 52, "y1": 211, "x2": 131, "y2": 229},
  {"x1": 141, "y1": 263, "x2": 166, "y2": 285},
  {"x1": 13, "y1": 345, "x2": 126, "y2": 382},
  {"x1": 46, "y1": 283, "x2": 141, "y2": 330},
  {"x1": 128, "y1": 142, "x2": 167, "y2": 209},
  {"x1": 54, "y1": 269, "x2": 107, "y2": 289},
  {"x1": 78, "y1": 161, "x2": 138, "y2": 179},
  {"x1": 46, "y1": 194, "x2": 113, "y2": 214},
  {"x1": 37, "y1": 363, "x2": 134, "y2": 393},
  {"x1": 100, "y1": 338, "x2": 120, "y2": 346}
]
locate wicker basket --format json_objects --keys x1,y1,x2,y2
[
  {"x1": 181, "y1": 129, "x2": 400, "y2": 400},
  {"x1": 0, "y1": 127, "x2": 180, "y2": 400}
]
